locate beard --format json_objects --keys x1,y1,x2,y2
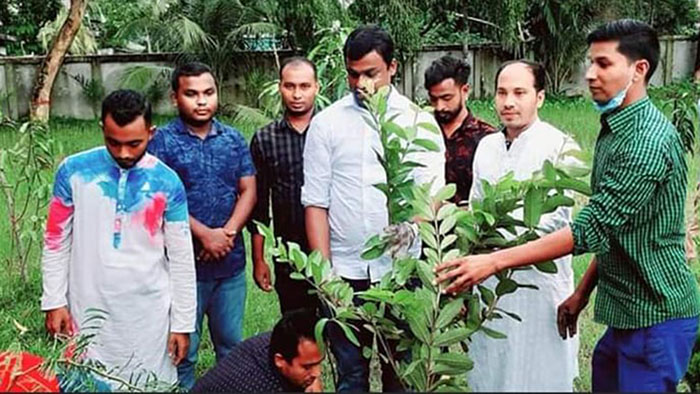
[
  {"x1": 434, "y1": 105, "x2": 463, "y2": 125},
  {"x1": 110, "y1": 149, "x2": 146, "y2": 169}
]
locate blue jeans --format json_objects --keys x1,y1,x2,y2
[
  {"x1": 325, "y1": 278, "x2": 405, "y2": 392},
  {"x1": 178, "y1": 270, "x2": 246, "y2": 390},
  {"x1": 592, "y1": 316, "x2": 699, "y2": 392}
]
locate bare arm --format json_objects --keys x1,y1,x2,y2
[
  {"x1": 436, "y1": 226, "x2": 575, "y2": 294},
  {"x1": 306, "y1": 206, "x2": 331, "y2": 260},
  {"x1": 224, "y1": 175, "x2": 257, "y2": 234}
]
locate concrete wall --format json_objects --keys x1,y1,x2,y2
[{"x1": 0, "y1": 36, "x2": 696, "y2": 120}]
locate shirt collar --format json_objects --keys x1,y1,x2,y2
[
  {"x1": 174, "y1": 116, "x2": 220, "y2": 138},
  {"x1": 602, "y1": 96, "x2": 651, "y2": 135},
  {"x1": 101, "y1": 147, "x2": 152, "y2": 171},
  {"x1": 281, "y1": 108, "x2": 317, "y2": 134}
]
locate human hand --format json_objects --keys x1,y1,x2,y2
[
  {"x1": 168, "y1": 333, "x2": 189, "y2": 366},
  {"x1": 557, "y1": 291, "x2": 589, "y2": 340},
  {"x1": 434, "y1": 254, "x2": 499, "y2": 295},
  {"x1": 45, "y1": 307, "x2": 74, "y2": 337},
  {"x1": 253, "y1": 259, "x2": 272, "y2": 292},
  {"x1": 305, "y1": 376, "x2": 323, "y2": 392},
  {"x1": 199, "y1": 228, "x2": 236, "y2": 261}
]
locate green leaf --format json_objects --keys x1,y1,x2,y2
[
  {"x1": 337, "y1": 321, "x2": 361, "y2": 347},
  {"x1": 434, "y1": 352, "x2": 474, "y2": 371},
  {"x1": 439, "y1": 216, "x2": 457, "y2": 235},
  {"x1": 443, "y1": 248, "x2": 460, "y2": 262},
  {"x1": 358, "y1": 288, "x2": 394, "y2": 303},
  {"x1": 542, "y1": 160, "x2": 557, "y2": 181},
  {"x1": 314, "y1": 318, "x2": 328, "y2": 353},
  {"x1": 465, "y1": 295, "x2": 481, "y2": 332},
  {"x1": 362, "y1": 346, "x2": 373, "y2": 359},
  {"x1": 435, "y1": 184, "x2": 457, "y2": 202},
  {"x1": 436, "y1": 298, "x2": 464, "y2": 329},
  {"x1": 552, "y1": 177, "x2": 592, "y2": 196},
  {"x1": 383, "y1": 121, "x2": 407, "y2": 139},
  {"x1": 290, "y1": 272, "x2": 306, "y2": 280},
  {"x1": 437, "y1": 203, "x2": 457, "y2": 221},
  {"x1": 416, "y1": 260, "x2": 435, "y2": 290},
  {"x1": 417, "y1": 121, "x2": 440, "y2": 134},
  {"x1": 497, "y1": 309, "x2": 522, "y2": 322},
  {"x1": 534, "y1": 260, "x2": 558, "y2": 273},
  {"x1": 523, "y1": 187, "x2": 545, "y2": 228},
  {"x1": 434, "y1": 327, "x2": 471, "y2": 346},
  {"x1": 440, "y1": 234, "x2": 457, "y2": 251},
  {"x1": 419, "y1": 227, "x2": 439, "y2": 250},
  {"x1": 480, "y1": 325, "x2": 507, "y2": 339},
  {"x1": 477, "y1": 285, "x2": 495, "y2": 306},
  {"x1": 495, "y1": 278, "x2": 518, "y2": 296},
  {"x1": 423, "y1": 248, "x2": 440, "y2": 265},
  {"x1": 361, "y1": 242, "x2": 387, "y2": 260}
]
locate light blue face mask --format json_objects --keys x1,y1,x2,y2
[{"x1": 593, "y1": 78, "x2": 633, "y2": 114}]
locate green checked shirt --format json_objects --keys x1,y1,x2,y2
[{"x1": 571, "y1": 96, "x2": 700, "y2": 329}]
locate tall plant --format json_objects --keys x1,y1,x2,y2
[
  {"x1": 0, "y1": 122, "x2": 59, "y2": 282},
  {"x1": 257, "y1": 86, "x2": 591, "y2": 390}
]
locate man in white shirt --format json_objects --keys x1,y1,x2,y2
[
  {"x1": 468, "y1": 60, "x2": 579, "y2": 391},
  {"x1": 41, "y1": 90, "x2": 196, "y2": 388},
  {"x1": 301, "y1": 25, "x2": 445, "y2": 391}
]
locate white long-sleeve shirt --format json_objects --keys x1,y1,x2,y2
[
  {"x1": 302, "y1": 88, "x2": 445, "y2": 281},
  {"x1": 41, "y1": 147, "x2": 196, "y2": 387},
  {"x1": 468, "y1": 119, "x2": 580, "y2": 392}
]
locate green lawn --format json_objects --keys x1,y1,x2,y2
[{"x1": 0, "y1": 94, "x2": 697, "y2": 392}]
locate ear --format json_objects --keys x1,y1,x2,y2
[
  {"x1": 634, "y1": 59, "x2": 650, "y2": 84},
  {"x1": 388, "y1": 59, "x2": 398, "y2": 77},
  {"x1": 273, "y1": 353, "x2": 287, "y2": 370},
  {"x1": 148, "y1": 125, "x2": 156, "y2": 141},
  {"x1": 536, "y1": 89, "x2": 545, "y2": 109},
  {"x1": 170, "y1": 90, "x2": 178, "y2": 108},
  {"x1": 461, "y1": 83, "x2": 471, "y2": 99}
]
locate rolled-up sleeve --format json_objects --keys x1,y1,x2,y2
[
  {"x1": 571, "y1": 139, "x2": 668, "y2": 255},
  {"x1": 301, "y1": 117, "x2": 332, "y2": 208}
]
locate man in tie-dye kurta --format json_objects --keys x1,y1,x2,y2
[{"x1": 40, "y1": 90, "x2": 196, "y2": 388}]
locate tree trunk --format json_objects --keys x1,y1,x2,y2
[{"x1": 29, "y1": 0, "x2": 89, "y2": 123}]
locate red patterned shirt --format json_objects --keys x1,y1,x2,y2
[{"x1": 443, "y1": 110, "x2": 496, "y2": 204}]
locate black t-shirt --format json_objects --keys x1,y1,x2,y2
[{"x1": 191, "y1": 333, "x2": 301, "y2": 392}]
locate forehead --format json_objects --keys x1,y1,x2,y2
[
  {"x1": 103, "y1": 114, "x2": 149, "y2": 140},
  {"x1": 497, "y1": 63, "x2": 535, "y2": 89},
  {"x1": 177, "y1": 73, "x2": 216, "y2": 91},
  {"x1": 281, "y1": 63, "x2": 316, "y2": 82},
  {"x1": 428, "y1": 78, "x2": 460, "y2": 95},
  {"x1": 294, "y1": 339, "x2": 322, "y2": 363},
  {"x1": 588, "y1": 40, "x2": 625, "y2": 60},
  {"x1": 346, "y1": 50, "x2": 388, "y2": 71}
]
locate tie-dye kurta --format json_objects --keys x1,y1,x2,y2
[{"x1": 40, "y1": 147, "x2": 196, "y2": 386}]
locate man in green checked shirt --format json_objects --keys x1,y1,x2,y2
[{"x1": 436, "y1": 19, "x2": 700, "y2": 392}]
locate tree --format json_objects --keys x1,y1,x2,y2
[
  {"x1": 0, "y1": 0, "x2": 62, "y2": 55},
  {"x1": 29, "y1": 0, "x2": 89, "y2": 123}
]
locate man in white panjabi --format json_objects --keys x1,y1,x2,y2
[
  {"x1": 468, "y1": 60, "x2": 579, "y2": 391},
  {"x1": 40, "y1": 90, "x2": 196, "y2": 388}
]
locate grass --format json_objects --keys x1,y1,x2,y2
[{"x1": 0, "y1": 93, "x2": 697, "y2": 392}]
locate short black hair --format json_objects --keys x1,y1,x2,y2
[
  {"x1": 424, "y1": 55, "x2": 471, "y2": 90},
  {"x1": 101, "y1": 89, "x2": 152, "y2": 126},
  {"x1": 344, "y1": 25, "x2": 394, "y2": 66},
  {"x1": 279, "y1": 56, "x2": 317, "y2": 80},
  {"x1": 495, "y1": 60, "x2": 546, "y2": 92},
  {"x1": 270, "y1": 309, "x2": 318, "y2": 363},
  {"x1": 171, "y1": 61, "x2": 217, "y2": 92},
  {"x1": 587, "y1": 19, "x2": 659, "y2": 82}
]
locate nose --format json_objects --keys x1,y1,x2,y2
[
  {"x1": 585, "y1": 64, "x2": 596, "y2": 81},
  {"x1": 118, "y1": 146, "x2": 132, "y2": 159},
  {"x1": 196, "y1": 94, "x2": 207, "y2": 106},
  {"x1": 503, "y1": 93, "x2": 515, "y2": 108},
  {"x1": 292, "y1": 88, "x2": 302, "y2": 99}
]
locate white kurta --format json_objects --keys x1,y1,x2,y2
[
  {"x1": 468, "y1": 119, "x2": 580, "y2": 392},
  {"x1": 41, "y1": 147, "x2": 196, "y2": 388}
]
